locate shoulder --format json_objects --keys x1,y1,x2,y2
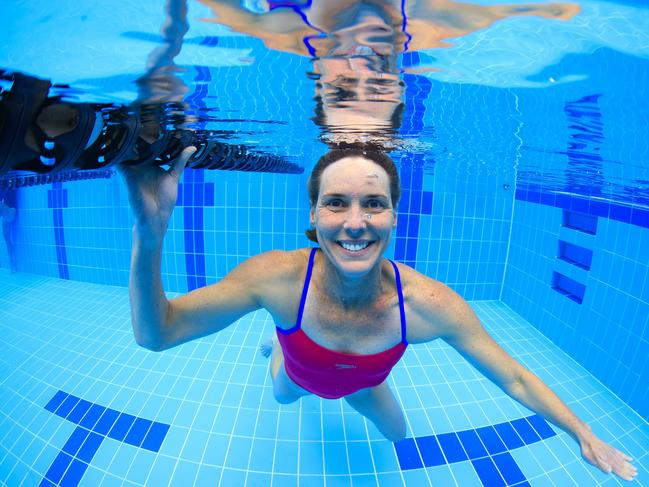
[
  {"x1": 235, "y1": 248, "x2": 312, "y2": 306},
  {"x1": 393, "y1": 262, "x2": 474, "y2": 343},
  {"x1": 233, "y1": 248, "x2": 307, "y2": 282}
]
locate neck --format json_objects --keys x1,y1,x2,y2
[{"x1": 319, "y1": 256, "x2": 385, "y2": 309}]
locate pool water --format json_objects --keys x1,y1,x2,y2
[{"x1": 1, "y1": 0, "x2": 648, "y2": 486}]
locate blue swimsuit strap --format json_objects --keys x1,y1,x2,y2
[
  {"x1": 294, "y1": 246, "x2": 318, "y2": 330},
  {"x1": 293, "y1": 248, "x2": 408, "y2": 345},
  {"x1": 388, "y1": 259, "x2": 408, "y2": 345}
]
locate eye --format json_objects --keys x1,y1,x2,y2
[
  {"x1": 366, "y1": 199, "x2": 387, "y2": 211},
  {"x1": 324, "y1": 198, "x2": 346, "y2": 210}
]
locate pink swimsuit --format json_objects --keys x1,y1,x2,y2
[{"x1": 276, "y1": 248, "x2": 408, "y2": 399}]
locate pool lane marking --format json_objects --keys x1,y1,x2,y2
[
  {"x1": 179, "y1": 64, "x2": 215, "y2": 292},
  {"x1": 47, "y1": 182, "x2": 69, "y2": 280},
  {"x1": 40, "y1": 390, "x2": 170, "y2": 487},
  {"x1": 395, "y1": 73, "x2": 434, "y2": 267},
  {"x1": 393, "y1": 413, "x2": 556, "y2": 486}
]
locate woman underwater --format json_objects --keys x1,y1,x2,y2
[{"x1": 119, "y1": 143, "x2": 636, "y2": 481}]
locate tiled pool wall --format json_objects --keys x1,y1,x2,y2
[
  {"x1": 502, "y1": 196, "x2": 648, "y2": 420},
  {"x1": 502, "y1": 47, "x2": 649, "y2": 420}
]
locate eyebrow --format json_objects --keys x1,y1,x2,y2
[{"x1": 321, "y1": 193, "x2": 389, "y2": 199}]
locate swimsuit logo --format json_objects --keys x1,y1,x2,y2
[{"x1": 335, "y1": 364, "x2": 357, "y2": 369}]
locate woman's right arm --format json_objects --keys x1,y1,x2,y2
[{"x1": 120, "y1": 147, "x2": 281, "y2": 351}]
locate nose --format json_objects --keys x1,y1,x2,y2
[{"x1": 343, "y1": 203, "x2": 367, "y2": 235}]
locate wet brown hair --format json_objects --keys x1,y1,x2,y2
[{"x1": 305, "y1": 143, "x2": 400, "y2": 243}]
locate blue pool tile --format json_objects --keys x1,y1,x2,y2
[
  {"x1": 59, "y1": 459, "x2": 88, "y2": 487},
  {"x1": 39, "y1": 479, "x2": 56, "y2": 487},
  {"x1": 323, "y1": 442, "x2": 349, "y2": 474},
  {"x1": 493, "y1": 422, "x2": 525, "y2": 450},
  {"x1": 510, "y1": 418, "x2": 541, "y2": 444},
  {"x1": 588, "y1": 199, "x2": 609, "y2": 218},
  {"x1": 526, "y1": 415, "x2": 556, "y2": 440},
  {"x1": 394, "y1": 438, "x2": 423, "y2": 470},
  {"x1": 205, "y1": 183, "x2": 215, "y2": 206},
  {"x1": 630, "y1": 207, "x2": 649, "y2": 228},
  {"x1": 62, "y1": 427, "x2": 90, "y2": 456},
  {"x1": 108, "y1": 413, "x2": 137, "y2": 441},
  {"x1": 79, "y1": 404, "x2": 105, "y2": 430},
  {"x1": 124, "y1": 418, "x2": 152, "y2": 447},
  {"x1": 77, "y1": 432, "x2": 104, "y2": 463},
  {"x1": 141, "y1": 422, "x2": 170, "y2": 452},
  {"x1": 422, "y1": 191, "x2": 433, "y2": 214},
  {"x1": 570, "y1": 197, "x2": 589, "y2": 214},
  {"x1": 93, "y1": 408, "x2": 120, "y2": 436},
  {"x1": 44, "y1": 391, "x2": 68, "y2": 413},
  {"x1": 555, "y1": 193, "x2": 571, "y2": 210},
  {"x1": 67, "y1": 400, "x2": 92, "y2": 424},
  {"x1": 457, "y1": 429, "x2": 488, "y2": 459},
  {"x1": 45, "y1": 452, "x2": 74, "y2": 483},
  {"x1": 492, "y1": 452, "x2": 526, "y2": 485},
  {"x1": 415, "y1": 435, "x2": 445, "y2": 467},
  {"x1": 610, "y1": 204, "x2": 632, "y2": 223},
  {"x1": 539, "y1": 192, "x2": 556, "y2": 206},
  {"x1": 471, "y1": 456, "x2": 506, "y2": 487},
  {"x1": 437, "y1": 432, "x2": 468, "y2": 463},
  {"x1": 511, "y1": 482, "x2": 531, "y2": 487},
  {"x1": 476, "y1": 426, "x2": 507, "y2": 455},
  {"x1": 57, "y1": 395, "x2": 81, "y2": 418}
]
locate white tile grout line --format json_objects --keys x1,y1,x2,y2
[{"x1": 499, "y1": 88, "x2": 522, "y2": 302}]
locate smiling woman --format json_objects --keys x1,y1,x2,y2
[{"x1": 119, "y1": 139, "x2": 637, "y2": 480}]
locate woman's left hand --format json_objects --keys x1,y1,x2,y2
[{"x1": 580, "y1": 428, "x2": 637, "y2": 481}]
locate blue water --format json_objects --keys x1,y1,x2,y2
[{"x1": 1, "y1": 0, "x2": 648, "y2": 485}]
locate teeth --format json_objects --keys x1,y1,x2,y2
[{"x1": 339, "y1": 242, "x2": 370, "y2": 252}]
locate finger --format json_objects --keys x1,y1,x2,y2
[{"x1": 169, "y1": 146, "x2": 196, "y2": 179}]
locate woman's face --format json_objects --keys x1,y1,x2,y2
[{"x1": 311, "y1": 156, "x2": 397, "y2": 277}]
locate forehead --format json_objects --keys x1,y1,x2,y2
[{"x1": 319, "y1": 156, "x2": 390, "y2": 195}]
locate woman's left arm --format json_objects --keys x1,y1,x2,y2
[{"x1": 429, "y1": 285, "x2": 637, "y2": 482}]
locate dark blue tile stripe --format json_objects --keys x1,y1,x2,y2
[
  {"x1": 394, "y1": 74, "x2": 433, "y2": 267},
  {"x1": 515, "y1": 186, "x2": 649, "y2": 229},
  {"x1": 394, "y1": 414, "x2": 556, "y2": 485},
  {"x1": 43, "y1": 390, "x2": 170, "y2": 486},
  {"x1": 48, "y1": 182, "x2": 69, "y2": 279},
  {"x1": 177, "y1": 66, "x2": 218, "y2": 291},
  {"x1": 493, "y1": 452, "x2": 526, "y2": 485},
  {"x1": 472, "y1": 456, "x2": 506, "y2": 487}
]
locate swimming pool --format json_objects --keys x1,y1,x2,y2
[{"x1": 1, "y1": 0, "x2": 647, "y2": 485}]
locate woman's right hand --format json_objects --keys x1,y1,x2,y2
[{"x1": 118, "y1": 146, "x2": 196, "y2": 239}]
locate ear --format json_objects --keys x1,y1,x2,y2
[
  {"x1": 392, "y1": 211, "x2": 398, "y2": 228},
  {"x1": 310, "y1": 208, "x2": 316, "y2": 226}
]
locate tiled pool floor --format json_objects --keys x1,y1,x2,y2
[{"x1": 0, "y1": 271, "x2": 646, "y2": 486}]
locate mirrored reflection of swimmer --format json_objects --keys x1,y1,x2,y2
[{"x1": 199, "y1": 0, "x2": 580, "y2": 144}]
